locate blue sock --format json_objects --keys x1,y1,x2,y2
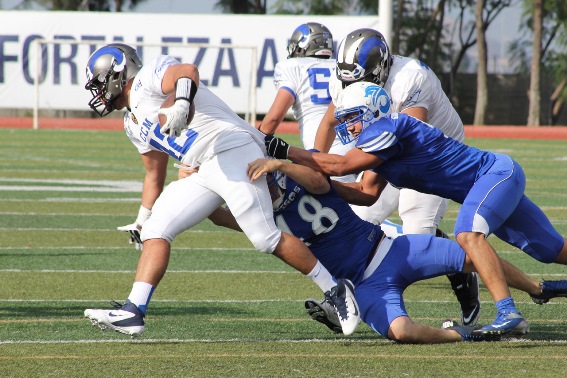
[{"x1": 495, "y1": 296, "x2": 518, "y2": 314}]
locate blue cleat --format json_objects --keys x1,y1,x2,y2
[
  {"x1": 481, "y1": 311, "x2": 529, "y2": 337},
  {"x1": 530, "y1": 279, "x2": 567, "y2": 305},
  {"x1": 442, "y1": 319, "x2": 502, "y2": 342}
]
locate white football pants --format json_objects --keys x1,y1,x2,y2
[{"x1": 142, "y1": 141, "x2": 281, "y2": 253}]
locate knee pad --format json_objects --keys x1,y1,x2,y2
[{"x1": 248, "y1": 229, "x2": 281, "y2": 254}]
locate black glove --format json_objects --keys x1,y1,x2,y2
[
  {"x1": 117, "y1": 223, "x2": 143, "y2": 250},
  {"x1": 264, "y1": 135, "x2": 290, "y2": 159}
]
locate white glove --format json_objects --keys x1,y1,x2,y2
[
  {"x1": 158, "y1": 99, "x2": 190, "y2": 138},
  {"x1": 117, "y1": 223, "x2": 143, "y2": 250}
]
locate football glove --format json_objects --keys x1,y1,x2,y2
[
  {"x1": 264, "y1": 135, "x2": 290, "y2": 159},
  {"x1": 117, "y1": 222, "x2": 143, "y2": 251},
  {"x1": 158, "y1": 99, "x2": 190, "y2": 138},
  {"x1": 304, "y1": 298, "x2": 343, "y2": 334}
]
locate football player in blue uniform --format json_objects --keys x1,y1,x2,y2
[
  {"x1": 263, "y1": 81, "x2": 567, "y2": 337},
  {"x1": 212, "y1": 157, "x2": 567, "y2": 343}
]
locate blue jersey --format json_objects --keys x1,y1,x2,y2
[
  {"x1": 273, "y1": 176, "x2": 383, "y2": 285},
  {"x1": 356, "y1": 113, "x2": 496, "y2": 203}
]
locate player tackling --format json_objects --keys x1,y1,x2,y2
[{"x1": 81, "y1": 43, "x2": 359, "y2": 337}]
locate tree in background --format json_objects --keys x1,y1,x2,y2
[
  {"x1": 9, "y1": 0, "x2": 145, "y2": 11},
  {"x1": 474, "y1": 0, "x2": 488, "y2": 126},
  {"x1": 527, "y1": 0, "x2": 567, "y2": 125},
  {"x1": 215, "y1": 0, "x2": 267, "y2": 14},
  {"x1": 471, "y1": 0, "x2": 513, "y2": 125},
  {"x1": 527, "y1": 0, "x2": 543, "y2": 126}
]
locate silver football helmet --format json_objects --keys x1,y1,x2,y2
[
  {"x1": 334, "y1": 81, "x2": 391, "y2": 145},
  {"x1": 85, "y1": 43, "x2": 142, "y2": 116},
  {"x1": 336, "y1": 28, "x2": 392, "y2": 88},
  {"x1": 287, "y1": 22, "x2": 333, "y2": 59}
]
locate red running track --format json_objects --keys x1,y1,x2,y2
[{"x1": 2, "y1": 117, "x2": 567, "y2": 139}]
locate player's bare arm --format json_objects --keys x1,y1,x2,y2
[
  {"x1": 287, "y1": 145, "x2": 382, "y2": 177},
  {"x1": 140, "y1": 151, "x2": 169, "y2": 209},
  {"x1": 401, "y1": 106, "x2": 428, "y2": 122},
  {"x1": 258, "y1": 89, "x2": 295, "y2": 134},
  {"x1": 313, "y1": 102, "x2": 339, "y2": 152},
  {"x1": 332, "y1": 170, "x2": 388, "y2": 206},
  {"x1": 247, "y1": 158, "x2": 330, "y2": 194},
  {"x1": 161, "y1": 64, "x2": 200, "y2": 94},
  {"x1": 208, "y1": 207, "x2": 242, "y2": 232}
]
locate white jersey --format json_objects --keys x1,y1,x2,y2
[
  {"x1": 124, "y1": 55, "x2": 265, "y2": 167},
  {"x1": 330, "y1": 55, "x2": 464, "y2": 142},
  {"x1": 274, "y1": 57, "x2": 344, "y2": 150}
]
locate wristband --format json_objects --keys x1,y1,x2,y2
[
  {"x1": 175, "y1": 77, "x2": 197, "y2": 103},
  {"x1": 135, "y1": 205, "x2": 152, "y2": 226}
]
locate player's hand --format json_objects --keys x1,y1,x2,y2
[
  {"x1": 174, "y1": 163, "x2": 199, "y2": 180},
  {"x1": 247, "y1": 158, "x2": 281, "y2": 181},
  {"x1": 117, "y1": 223, "x2": 143, "y2": 250},
  {"x1": 158, "y1": 99, "x2": 190, "y2": 138},
  {"x1": 264, "y1": 135, "x2": 290, "y2": 159}
]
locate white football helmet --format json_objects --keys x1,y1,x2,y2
[
  {"x1": 334, "y1": 81, "x2": 391, "y2": 144},
  {"x1": 85, "y1": 43, "x2": 142, "y2": 117}
]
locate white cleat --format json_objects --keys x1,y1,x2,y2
[
  {"x1": 325, "y1": 279, "x2": 360, "y2": 335},
  {"x1": 84, "y1": 300, "x2": 145, "y2": 337}
]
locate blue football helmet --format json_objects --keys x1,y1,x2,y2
[
  {"x1": 336, "y1": 28, "x2": 392, "y2": 88},
  {"x1": 287, "y1": 22, "x2": 333, "y2": 59},
  {"x1": 85, "y1": 43, "x2": 142, "y2": 117},
  {"x1": 334, "y1": 82, "x2": 391, "y2": 145}
]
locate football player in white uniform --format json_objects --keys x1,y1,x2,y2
[
  {"x1": 259, "y1": 22, "x2": 356, "y2": 182},
  {"x1": 81, "y1": 43, "x2": 359, "y2": 337},
  {"x1": 311, "y1": 29, "x2": 480, "y2": 327}
]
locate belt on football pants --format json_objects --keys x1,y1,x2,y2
[{"x1": 362, "y1": 234, "x2": 392, "y2": 282}]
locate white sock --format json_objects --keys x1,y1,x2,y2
[
  {"x1": 127, "y1": 281, "x2": 155, "y2": 315},
  {"x1": 307, "y1": 261, "x2": 337, "y2": 293}
]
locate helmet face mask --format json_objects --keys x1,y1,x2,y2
[
  {"x1": 336, "y1": 28, "x2": 392, "y2": 88},
  {"x1": 85, "y1": 43, "x2": 142, "y2": 117},
  {"x1": 287, "y1": 22, "x2": 333, "y2": 59},
  {"x1": 334, "y1": 106, "x2": 371, "y2": 145},
  {"x1": 334, "y1": 82, "x2": 391, "y2": 144},
  {"x1": 267, "y1": 170, "x2": 286, "y2": 210}
]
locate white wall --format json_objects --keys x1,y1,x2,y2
[{"x1": 0, "y1": 11, "x2": 381, "y2": 114}]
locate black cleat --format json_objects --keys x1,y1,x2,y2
[{"x1": 447, "y1": 272, "x2": 481, "y2": 326}]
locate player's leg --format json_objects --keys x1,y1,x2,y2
[
  {"x1": 398, "y1": 189, "x2": 481, "y2": 327},
  {"x1": 209, "y1": 142, "x2": 360, "y2": 334},
  {"x1": 493, "y1": 195, "x2": 567, "y2": 304},
  {"x1": 358, "y1": 234, "x2": 498, "y2": 343},
  {"x1": 85, "y1": 177, "x2": 223, "y2": 337},
  {"x1": 455, "y1": 154, "x2": 528, "y2": 335}
]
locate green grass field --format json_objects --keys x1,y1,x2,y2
[{"x1": 1, "y1": 128, "x2": 567, "y2": 377}]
